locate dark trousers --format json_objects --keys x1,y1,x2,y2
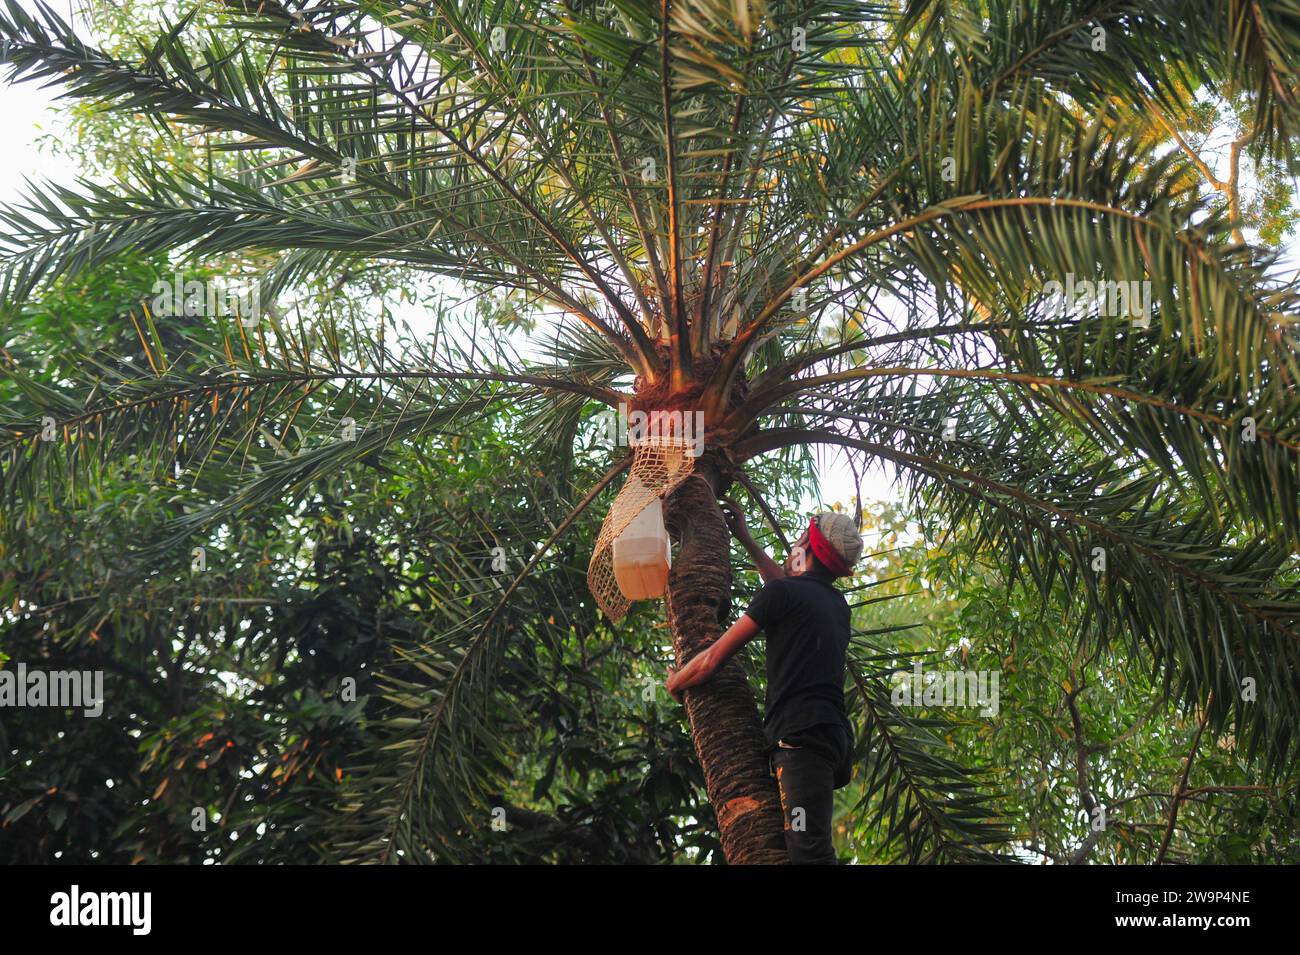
[{"x1": 770, "y1": 724, "x2": 847, "y2": 865}]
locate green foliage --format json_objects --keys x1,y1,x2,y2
[
  {"x1": 837, "y1": 502, "x2": 1300, "y2": 863},
  {"x1": 2, "y1": 0, "x2": 1299, "y2": 862}
]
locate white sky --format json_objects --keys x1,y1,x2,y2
[{"x1": 0, "y1": 78, "x2": 77, "y2": 204}]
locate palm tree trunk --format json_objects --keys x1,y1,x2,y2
[{"x1": 664, "y1": 471, "x2": 788, "y2": 864}]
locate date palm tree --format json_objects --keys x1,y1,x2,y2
[{"x1": 2, "y1": 0, "x2": 1299, "y2": 863}]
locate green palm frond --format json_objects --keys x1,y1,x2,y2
[
  {"x1": 0, "y1": 293, "x2": 619, "y2": 545},
  {"x1": 847, "y1": 643, "x2": 1017, "y2": 864},
  {"x1": 319, "y1": 454, "x2": 627, "y2": 862},
  {"x1": 739, "y1": 423, "x2": 1300, "y2": 774}
]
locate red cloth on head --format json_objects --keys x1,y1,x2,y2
[{"x1": 806, "y1": 517, "x2": 852, "y2": 576}]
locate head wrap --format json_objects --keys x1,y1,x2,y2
[{"x1": 806, "y1": 515, "x2": 858, "y2": 576}]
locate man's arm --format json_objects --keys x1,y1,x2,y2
[
  {"x1": 720, "y1": 500, "x2": 785, "y2": 584},
  {"x1": 665, "y1": 614, "x2": 761, "y2": 703}
]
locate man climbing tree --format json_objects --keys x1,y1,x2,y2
[{"x1": 667, "y1": 506, "x2": 863, "y2": 863}]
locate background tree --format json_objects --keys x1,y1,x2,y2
[
  {"x1": 0, "y1": 252, "x2": 1004, "y2": 863},
  {"x1": 841, "y1": 502, "x2": 1299, "y2": 863},
  {"x1": 1, "y1": 0, "x2": 1298, "y2": 863}
]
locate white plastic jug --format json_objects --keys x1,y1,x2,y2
[{"x1": 612, "y1": 499, "x2": 671, "y2": 600}]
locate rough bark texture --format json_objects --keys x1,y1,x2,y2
[{"x1": 664, "y1": 470, "x2": 789, "y2": 864}]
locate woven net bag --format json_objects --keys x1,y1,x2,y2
[{"x1": 587, "y1": 437, "x2": 695, "y2": 621}]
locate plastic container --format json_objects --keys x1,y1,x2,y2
[{"x1": 612, "y1": 499, "x2": 671, "y2": 600}]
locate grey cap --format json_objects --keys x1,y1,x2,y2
[{"x1": 814, "y1": 512, "x2": 864, "y2": 569}]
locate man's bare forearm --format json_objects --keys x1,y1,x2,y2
[
  {"x1": 736, "y1": 531, "x2": 785, "y2": 583},
  {"x1": 665, "y1": 614, "x2": 761, "y2": 702}
]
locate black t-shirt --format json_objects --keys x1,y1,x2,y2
[{"x1": 744, "y1": 568, "x2": 853, "y2": 748}]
